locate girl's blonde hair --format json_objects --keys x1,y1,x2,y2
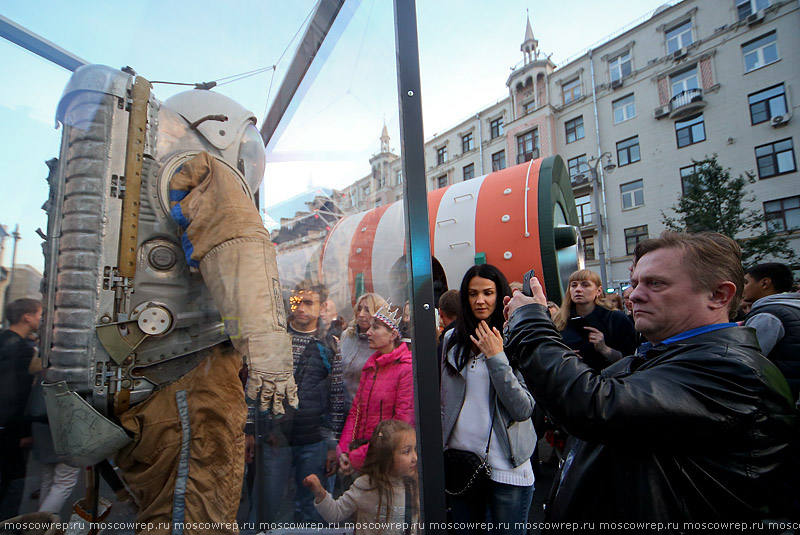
[
  {"x1": 360, "y1": 420, "x2": 419, "y2": 523},
  {"x1": 553, "y1": 269, "x2": 610, "y2": 331},
  {"x1": 604, "y1": 293, "x2": 624, "y2": 311},
  {"x1": 343, "y1": 293, "x2": 386, "y2": 339}
]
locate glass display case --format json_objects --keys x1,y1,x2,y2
[{"x1": 0, "y1": 3, "x2": 580, "y2": 534}]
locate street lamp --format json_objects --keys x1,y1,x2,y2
[{"x1": 576, "y1": 152, "x2": 615, "y2": 291}]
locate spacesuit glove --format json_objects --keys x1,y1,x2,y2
[
  {"x1": 246, "y1": 371, "x2": 299, "y2": 415},
  {"x1": 240, "y1": 331, "x2": 297, "y2": 415}
]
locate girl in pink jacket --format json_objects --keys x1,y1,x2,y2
[{"x1": 337, "y1": 303, "x2": 415, "y2": 473}]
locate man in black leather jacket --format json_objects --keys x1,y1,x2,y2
[{"x1": 503, "y1": 232, "x2": 797, "y2": 529}]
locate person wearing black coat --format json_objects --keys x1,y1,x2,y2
[
  {"x1": 503, "y1": 232, "x2": 797, "y2": 530},
  {"x1": 0, "y1": 299, "x2": 41, "y2": 520},
  {"x1": 552, "y1": 269, "x2": 637, "y2": 372}
]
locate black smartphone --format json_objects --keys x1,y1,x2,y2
[
  {"x1": 570, "y1": 316, "x2": 590, "y2": 338},
  {"x1": 522, "y1": 269, "x2": 536, "y2": 297}
]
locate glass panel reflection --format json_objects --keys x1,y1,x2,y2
[
  {"x1": 0, "y1": 2, "x2": 589, "y2": 533},
  {"x1": 1, "y1": 2, "x2": 427, "y2": 534}
]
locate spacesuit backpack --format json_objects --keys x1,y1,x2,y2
[{"x1": 40, "y1": 64, "x2": 294, "y2": 467}]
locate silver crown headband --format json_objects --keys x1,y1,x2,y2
[{"x1": 373, "y1": 301, "x2": 401, "y2": 332}]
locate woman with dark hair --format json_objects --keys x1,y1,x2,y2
[
  {"x1": 440, "y1": 264, "x2": 536, "y2": 534},
  {"x1": 552, "y1": 269, "x2": 637, "y2": 371}
]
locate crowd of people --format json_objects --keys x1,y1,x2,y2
[
  {"x1": 2, "y1": 230, "x2": 800, "y2": 534},
  {"x1": 242, "y1": 232, "x2": 799, "y2": 533},
  {"x1": 1, "y1": 300, "x2": 135, "y2": 527}
]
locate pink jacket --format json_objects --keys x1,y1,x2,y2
[{"x1": 337, "y1": 344, "x2": 414, "y2": 471}]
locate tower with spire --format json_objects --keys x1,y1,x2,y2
[
  {"x1": 380, "y1": 122, "x2": 391, "y2": 154},
  {"x1": 504, "y1": 13, "x2": 557, "y2": 163},
  {"x1": 367, "y1": 122, "x2": 400, "y2": 206},
  {"x1": 507, "y1": 13, "x2": 555, "y2": 118},
  {"x1": 521, "y1": 11, "x2": 539, "y2": 64}
]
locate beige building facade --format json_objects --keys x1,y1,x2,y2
[{"x1": 346, "y1": 0, "x2": 799, "y2": 286}]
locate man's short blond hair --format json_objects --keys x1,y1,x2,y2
[{"x1": 633, "y1": 231, "x2": 743, "y2": 319}]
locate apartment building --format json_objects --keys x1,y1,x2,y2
[{"x1": 346, "y1": 0, "x2": 799, "y2": 285}]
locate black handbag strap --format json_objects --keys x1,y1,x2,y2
[{"x1": 483, "y1": 389, "x2": 497, "y2": 458}]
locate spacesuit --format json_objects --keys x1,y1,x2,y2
[{"x1": 39, "y1": 64, "x2": 295, "y2": 533}]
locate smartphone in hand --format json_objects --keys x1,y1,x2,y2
[
  {"x1": 522, "y1": 269, "x2": 536, "y2": 297},
  {"x1": 570, "y1": 316, "x2": 591, "y2": 338},
  {"x1": 504, "y1": 268, "x2": 535, "y2": 348}
]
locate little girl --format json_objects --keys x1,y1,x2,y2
[{"x1": 303, "y1": 420, "x2": 419, "y2": 535}]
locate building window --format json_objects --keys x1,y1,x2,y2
[
  {"x1": 437, "y1": 146, "x2": 447, "y2": 165},
  {"x1": 583, "y1": 235, "x2": 596, "y2": 260},
  {"x1": 568, "y1": 155, "x2": 589, "y2": 184},
  {"x1": 755, "y1": 139, "x2": 796, "y2": 179},
  {"x1": 621, "y1": 179, "x2": 645, "y2": 210},
  {"x1": 565, "y1": 116, "x2": 585, "y2": 144},
  {"x1": 437, "y1": 175, "x2": 448, "y2": 189},
  {"x1": 396, "y1": 170, "x2": 403, "y2": 184},
  {"x1": 737, "y1": 0, "x2": 770, "y2": 20},
  {"x1": 670, "y1": 67, "x2": 699, "y2": 97},
  {"x1": 362, "y1": 184, "x2": 371, "y2": 196},
  {"x1": 463, "y1": 163, "x2": 475, "y2": 181},
  {"x1": 616, "y1": 136, "x2": 641, "y2": 166},
  {"x1": 613, "y1": 94, "x2": 636, "y2": 124},
  {"x1": 490, "y1": 118, "x2": 504, "y2": 139},
  {"x1": 562, "y1": 78, "x2": 581, "y2": 105},
  {"x1": 491, "y1": 150, "x2": 506, "y2": 171},
  {"x1": 523, "y1": 101, "x2": 536, "y2": 115},
  {"x1": 517, "y1": 129, "x2": 539, "y2": 163},
  {"x1": 462, "y1": 132, "x2": 474, "y2": 153},
  {"x1": 666, "y1": 20, "x2": 693, "y2": 53},
  {"x1": 624, "y1": 225, "x2": 649, "y2": 255},
  {"x1": 743, "y1": 32, "x2": 778, "y2": 73},
  {"x1": 609, "y1": 52, "x2": 632, "y2": 83},
  {"x1": 378, "y1": 174, "x2": 386, "y2": 188},
  {"x1": 764, "y1": 195, "x2": 800, "y2": 232},
  {"x1": 675, "y1": 113, "x2": 705, "y2": 148},
  {"x1": 375, "y1": 197, "x2": 383, "y2": 207},
  {"x1": 680, "y1": 164, "x2": 699, "y2": 194},
  {"x1": 575, "y1": 194, "x2": 593, "y2": 226},
  {"x1": 749, "y1": 84, "x2": 788, "y2": 124}
]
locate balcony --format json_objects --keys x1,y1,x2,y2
[
  {"x1": 570, "y1": 173, "x2": 590, "y2": 188},
  {"x1": 669, "y1": 88, "x2": 705, "y2": 120},
  {"x1": 577, "y1": 209, "x2": 595, "y2": 229},
  {"x1": 516, "y1": 148, "x2": 539, "y2": 165}
]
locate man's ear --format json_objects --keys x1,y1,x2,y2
[
  {"x1": 760, "y1": 277, "x2": 773, "y2": 292},
  {"x1": 708, "y1": 281, "x2": 737, "y2": 311}
]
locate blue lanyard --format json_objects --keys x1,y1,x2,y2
[{"x1": 637, "y1": 323, "x2": 737, "y2": 356}]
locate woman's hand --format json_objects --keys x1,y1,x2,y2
[
  {"x1": 584, "y1": 326, "x2": 607, "y2": 351},
  {"x1": 326, "y1": 450, "x2": 338, "y2": 477},
  {"x1": 585, "y1": 327, "x2": 622, "y2": 362},
  {"x1": 470, "y1": 320, "x2": 504, "y2": 357},
  {"x1": 338, "y1": 452, "x2": 353, "y2": 475}
]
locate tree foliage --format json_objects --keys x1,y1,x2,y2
[{"x1": 661, "y1": 155, "x2": 797, "y2": 267}]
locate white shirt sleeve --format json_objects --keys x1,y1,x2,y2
[{"x1": 744, "y1": 312, "x2": 785, "y2": 356}]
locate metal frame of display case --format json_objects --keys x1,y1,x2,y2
[{"x1": 394, "y1": 1, "x2": 447, "y2": 531}]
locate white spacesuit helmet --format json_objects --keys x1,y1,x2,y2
[{"x1": 164, "y1": 89, "x2": 266, "y2": 192}]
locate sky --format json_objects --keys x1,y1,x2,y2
[{"x1": 0, "y1": 0, "x2": 675, "y2": 271}]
